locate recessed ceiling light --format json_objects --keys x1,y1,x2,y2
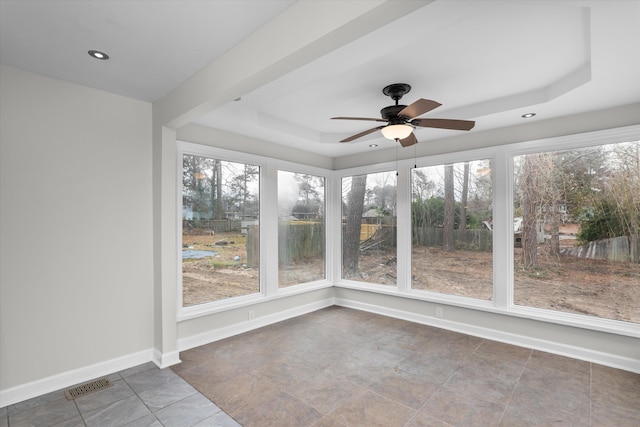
[
  {"x1": 88, "y1": 50, "x2": 109, "y2": 60},
  {"x1": 369, "y1": 144, "x2": 378, "y2": 148},
  {"x1": 521, "y1": 112, "x2": 536, "y2": 118}
]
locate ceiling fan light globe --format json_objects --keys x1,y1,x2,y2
[{"x1": 381, "y1": 124, "x2": 413, "y2": 140}]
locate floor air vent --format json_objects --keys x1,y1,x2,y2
[{"x1": 65, "y1": 378, "x2": 112, "y2": 400}]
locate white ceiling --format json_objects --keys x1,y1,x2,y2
[
  {"x1": 1, "y1": 0, "x2": 639, "y2": 158},
  {"x1": 0, "y1": 0, "x2": 294, "y2": 102}
]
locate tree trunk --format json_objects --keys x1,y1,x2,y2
[
  {"x1": 343, "y1": 175, "x2": 367, "y2": 276},
  {"x1": 549, "y1": 198, "x2": 560, "y2": 257},
  {"x1": 215, "y1": 160, "x2": 224, "y2": 219},
  {"x1": 522, "y1": 155, "x2": 539, "y2": 268},
  {"x1": 548, "y1": 155, "x2": 562, "y2": 257},
  {"x1": 460, "y1": 162, "x2": 469, "y2": 242},
  {"x1": 443, "y1": 164, "x2": 455, "y2": 252}
]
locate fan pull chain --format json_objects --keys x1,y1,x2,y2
[
  {"x1": 395, "y1": 142, "x2": 399, "y2": 176},
  {"x1": 414, "y1": 144, "x2": 417, "y2": 169}
]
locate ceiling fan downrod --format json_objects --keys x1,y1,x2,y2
[{"x1": 382, "y1": 83, "x2": 411, "y2": 105}]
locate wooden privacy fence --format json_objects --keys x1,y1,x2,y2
[
  {"x1": 340, "y1": 224, "x2": 397, "y2": 250},
  {"x1": 247, "y1": 223, "x2": 494, "y2": 265},
  {"x1": 413, "y1": 227, "x2": 493, "y2": 252},
  {"x1": 279, "y1": 222, "x2": 325, "y2": 265},
  {"x1": 246, "y1": 222, "x2": 325, "y2": 266},
  {"x1": 560, "y1": 234, "x2": 639, "y2": 263},
  {"x1": 183, "y1": 219, "x2": 242, "y2": 233},
  {"x1": 246, "y1": 224, "x2": 259, "y2": 267},
  {"x1": 248, "y1": 224, "x2": 638, "y2": 264}
]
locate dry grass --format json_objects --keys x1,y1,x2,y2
[{"x1": 181, "y1": 232, "x2": 640, "y2": 324}]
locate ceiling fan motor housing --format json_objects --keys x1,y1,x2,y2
[{"x1": 381, "y1": 105, "x2": 409, "y2": 124}]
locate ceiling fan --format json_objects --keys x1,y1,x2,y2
[{"x1": 332, "y1": 83, "x2": 475, "y2": 147}]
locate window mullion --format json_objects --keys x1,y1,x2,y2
[
  {"x1": 493, "y1": 150, "x2": 512, "y2": 309},
  {"x1": 262, "y1": 164, "x2": 279, "y2": 296},
  {"x1": 396, "y1": 165, "x2": 411, "y2": 293}
]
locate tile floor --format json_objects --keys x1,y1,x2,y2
[
  {"x1": 172, "y1": 306, "x2": 639, "y2": 427},
  {"x1": 2, "y1": 361, "x2": 240, "y2": 427},
  {"x1": 3, "y1": 306, "x2": 639, "y2": 426}
]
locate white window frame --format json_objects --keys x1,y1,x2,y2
[
  {"x1": 407, "y1": 150, "x2": 498, "y2": 307},
  {"x1": 335, "y1": 161, "x2": 402, "y2": 291},
  {"x1": 504, "y1": 126, "x2": 640, "y2": 336},
  {"x1": 176, "y1": 141, "x2": 332, "y2": 321},
  {"x1": 176, "y1": 124, "x2": 639, "y2": 337},
  {"x1": 333, "y1": 127, "x2": 640, "y2": 337},
  {"x1": 275, "y1": 167, "x2": 330, "y2": 292}
]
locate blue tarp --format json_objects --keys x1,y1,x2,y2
[{"x1": 182, "y1": 250, "x2": 217, "y2": 259}]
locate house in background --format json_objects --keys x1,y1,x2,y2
[{"x1": 1, "y1": 0, "x2": 639, "y2": 407}]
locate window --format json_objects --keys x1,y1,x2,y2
[
  {"x1": 278, "y1": 171, "x2": 326, "y2": 287},
  {"x1": 341, "y1": 171, "x2": 397, "y2": 285},
  {"x1": 177, "y1": 129, "x2": 638, "y2": 332},
  {"x1": 181, "y1": 153, "x2": 260, "y2": 306},
  {"x1": 513, "y1": 141, "x2": 639, "y2": 323},
  {"x1": 411, "y1": 160, "x2": 493, "y2": 300}
]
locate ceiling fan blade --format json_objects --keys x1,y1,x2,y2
[
  {"x1": 411, "y1": 118, "x2": 475, "y2": 131},
  {"x1": 399, "y1": 132, "x2": 418, "y2": 147},
  {"x1": 398, "y1": 99, "x2": 441, "y2": 119},
  {"x1": 340, "y1": 126, "x2": 385, "y2": 143},
  {"x1": 332, "y1": 116, "x2": 386, "y2": 122}
]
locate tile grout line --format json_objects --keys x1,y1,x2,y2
[
  {"x1": 402, "y1": 339, "x2": 488, "y2": 425},
  {"x1": 82, "y1": 373, "x2": 156, "y2": 427},
  {"x1": 407, "y1": 354, "x2": 469, "y2": 427},
  {"x1": 496, "y1": 348, "x2": 534, "y2": 425},
  {"x1": 71, "y1": 398, "x2": 87, "y2": 427},
  {"x1": 146, "y1": 371, "x2": 240, "y2": 427},
  {"x1": 590, "y1": 363, "x2": 594, "y2": 426},
  {"x1": 363, "y1": 348, "x2": 421, "y2": 420},
  {"x1": 122, "y1": 369, "x2": 227, "y2": 427},
  {"x1": 338, "y1": 386, "x2": 423, "y2": 427},
  {"x1": 125, "y1": 376, "x2": 165, "y2": 427},
  {"x1": 81, "y1": 372, "x2": 125, "y2": 426},
  {"x1": 119, "y1": 372, "x2": 166, "y2": 427}
]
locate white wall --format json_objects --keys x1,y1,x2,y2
[
  {"x1": 177, "y1": 288, "x2": 335, "y2": 351},
  {"x1": 0, "y1": 66, "x2": 154, "y2": 402}
]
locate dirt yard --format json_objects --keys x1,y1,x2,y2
[
  {"x1": 182, "y1": 232, "x2": 325, "y2": 306},
  {"x1": 356, "y1": 245, "x2": 640, "y2": 324},
  {"x1": 182, "y1": 232, "x2": 259, "y2": 306},
  {"x1": 182, "y1": 232, "x2": 639, "y2": 324}
]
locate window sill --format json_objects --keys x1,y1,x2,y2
[
  {"x1": 177, "y1": 281, "x2": 333, "y2": 322},
  {"x1": 334, "y1": 281, "x2": 640, "y2": 339}
]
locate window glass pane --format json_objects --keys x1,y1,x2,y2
[
  {"x1": 342, "y1": 171, "x2": 397, "y2": 285},
  {"x1": 411, "y1": 161, "x2": 493, "y2": 300},
  {"x1": 278, "y1": 171, "x2": 325, "y2": 287},
  {"x1": 513, "y1": 141, "x2": 639, "y2": 323},
  {"x1": 182, "y1": 154, "x2": 260, "y2": 306}
]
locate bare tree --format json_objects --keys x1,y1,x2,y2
[
  {"x1": 521, "y1": 154, "x2": 541, "y2": 269},
  {"x1": 459, "y1": 162, "x2": 469, "y2": 241},
  {"x1": 443, "y1": 164, "x2": 455, "y2": 252},
  {"x1": 547, "y1": 156, "x2": 563, "y2": 257},
  {"x1": 214, "y1": 160, "x2": 224, "y2": 219},
  {"x1": 412, "y1": 169, "x2": 436, "y2": 200},
  {"x1": 343, "y1": 175, "x2": 367, "y2": 276}
]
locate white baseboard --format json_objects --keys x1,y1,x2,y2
[
  {"x1": 334, "y1": 298, "x2": 640, "y2": 374},
  {"x1": 0, "y1": 349, "x2": 153, "y2": 408},
  {"x1": 177, "y1": 297, "x2": 335, "y2": 352},
  {"x1": 152, "y1": 349, "x2": 182, "y2": 369},
  {"x1": 4, "y1": 295, "x2": 636, "y2": 409}
]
